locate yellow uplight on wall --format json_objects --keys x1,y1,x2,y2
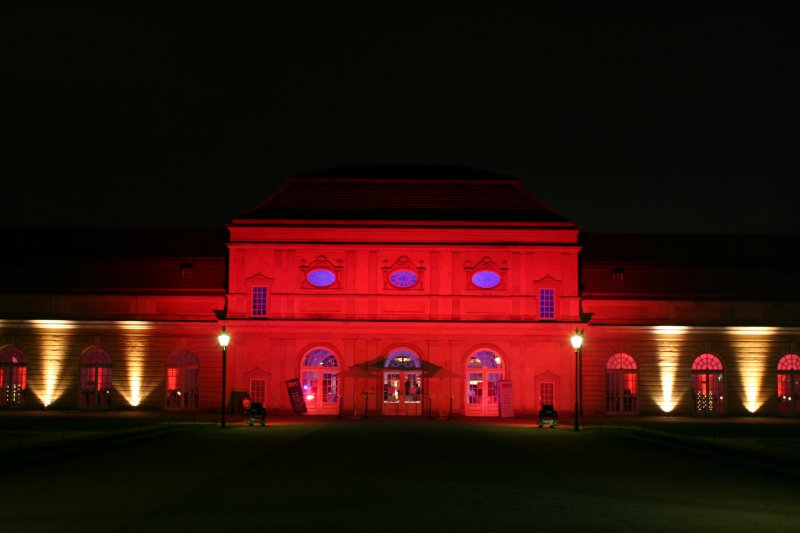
[
  {"x1": 657, "y1": 359, "x2": 679, "y2": 412},
  {"x1": 723, "y1": 328, "x2": 772, "y2": 413},
  {"x1": 40, "y1": 346, "x2": 67, "y2": 407},
  {"x1": 743, "y1": 377, "x2": 763, "y2": 413},
  {"x1": 118, "y1": 347, "x2": 158, "y2": 407},
  {"x1": 726, "y1": 327, "x2": 778, "y2": 337},
  {"x1": 739, "y1": 357, "x2": 765, "y2": 413},
  {"x1": 653, "y1": 325, "x2": 689, "y2": 336},
  {"x1": 30, "y1": 320, "x2": 77, "y2": 330},
  {"x1": 651, "y1": 326, "x2": 689, "y2": 412},
  {"x1": 116, "y1": 369, "x2": 143, "y2": 407}
]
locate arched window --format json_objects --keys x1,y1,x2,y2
[
  {"x1": 465, "y1": 349, "x2": 504, "y2": 416},
  {"x1": 777, "y1": 354, "x2": 800, "y2": 415},
  {"x1": 301, "y1": 347, "x2": 339, "y2": 415},
  {"x1": 606, "y1": 353, "x2": 638, "y2": 414},
  {"x1": 692, "y1": 353, "x2": 725, "y2": 415},
  {"x1": 166, "y1": 350, "x2": 199, "y2": 410},
  {"x1": 80, "y1": 347, "x2": 112, "y2": 409},
  {"x1": 384, "y1": 349, "x2": 421, "y2": 369},
  {"x1": 0, "y1": 346, "x2": 27, "y2": 408},
  {"x1": 382, "y1": 349, "x2": 423, "y2": 416}
]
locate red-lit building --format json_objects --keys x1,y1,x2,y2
[{"x1": 2, "y1": 165, "x2": 799, "y2": 419}]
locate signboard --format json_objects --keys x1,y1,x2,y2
[
  {"x1": 498, "y1": 380, "x2": 513, "y2": 418},
  {"x1": 285, "y1": 378, "x2": 307, "y2": 415}
]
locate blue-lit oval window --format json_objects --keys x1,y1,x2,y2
[
  {"x1": 389, "y1": 269, "x2": 418, "y2": 288},
  {"x1": 307, "y1": 269, "x2": 336, "y2": 287},
  {"x1": 471, "y1": 270, "x2": 501, "y2": 289}
]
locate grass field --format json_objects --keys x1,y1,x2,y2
[{"x1": 1, "y1": 414, "x2": 799, "y2": 532}]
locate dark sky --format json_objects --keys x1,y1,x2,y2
[{"x1": 3, "y1": 6, "x2": 797, "y2": 234}]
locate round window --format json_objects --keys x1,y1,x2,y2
[
  {"x1": 389, "y1": 269, "x2": 418, "y2": 288},
  {"x1": 307, "y1": 269, "x2": 336, "y2": 287},
  {"x1": 471, "y1": 270, "x2": 501, "y2": 289}
]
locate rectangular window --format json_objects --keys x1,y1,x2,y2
[
  {"x1": 252, "y1": 286, "x2": 268, "y2": 317},
  {"x1": 539, "y1": 288, "x2": 555, "y2": 319},
  {"x1": 250, "y1": 378, "x2": 265, "y2": 404},
  {"x1": 540, "y1": 382, "x2": 555, "y2": 407}
]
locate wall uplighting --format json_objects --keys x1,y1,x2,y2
[
  {"x1": 740, "y1": 357, "x2": 765, "y2": 413},
  {"x1": 31, "y1": 337, "x2": 68, "y2": 407},
  {"x1": 653, "y1": 325, "x2": 689, "y2": 336},
  {"x1": 657, "y1": 359, "x2": 678, "y2": 413}
]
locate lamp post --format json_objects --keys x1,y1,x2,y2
[
  {"x1": 570, "y1": 329, "x2": 584, "y2": 432},
  {"x1": 218, "y1": 327, "x2": 230, "y2": 429}
]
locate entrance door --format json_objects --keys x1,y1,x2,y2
[
  {"x1": 466, "y1": 371, "x2": 501, "y2": 416},
  {"x1": 778, "y1": 354, "x2": 800, "y2": 415},
  {"x1": 301, "y1": 370, "x2": 339, "y2": 415},
  {"x1": 778, "y1": 373, "x2": 799, "y2": 415},
  {"x1": 465, "y1": 350, "x2": 504, "y2": 417},
  {"x1": 605, "y1": 353, "x2": 639, "y2": 414},
  {"x1": 300, "y1": 347, "x2": 340, "y2": 415},
  {"x1": 166, "y1": 349, "x2": 199, "y2": 410},
  {"x1": 692, "y1": 353, "x2": 725, "y2": 415},
  {"x1": 382, "y1": 371, "x2": 422, "y2": 416},
  {"x1": 380, "y1": 349, "x2": 424, "y2": 416}
]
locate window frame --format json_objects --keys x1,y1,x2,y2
[
  {"x1": 250, "y1": 378, "x2": 266, "y2": 404},
  {"x1": 605, "y1": 353, "x2": 639, "y2": 414},
  {"x1": 79, "y1": 347, "x2": 113, "y2": 410},
  {"x1": 0, "y1": 346, "x2": 27, "y2": 408},
  {"x1": 251, "y1": 285, "x2": 268, "y2": 317},
  {"x1": 538, "y1": 288, "x2": 556, "y2": 320},
  {"x1": 691, "y1": 353, "x2": 725, "y2": 415}
]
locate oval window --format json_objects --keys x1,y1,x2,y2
[
  {"x1": 471, "y1": 270, "x2": 501, "y2": 289},
  {"x1": 389, "y1": 269, "x2": 418, "y2": 288},
  {"x1": 307, "y1": 269, "x2": 336, "y2": 287}
]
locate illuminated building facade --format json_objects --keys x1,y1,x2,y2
[{"x1": 1, "y1": 165, "x2": 799, "y2": 418}]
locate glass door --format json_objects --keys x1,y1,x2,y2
[
  {"x1": 382, "y1": 371, "x2": 422, "y2": 415},
  {"x1": 300, "y1": 348, "x2": 340, "y2": 415},
  {"x1": 302, "y1": 370, "x2": 340, "y2": 415},
  {"x1": 80, "y1": 366, "x2": 112, "y2": 409},
  {"x1": 693, "y1": 372, "x2": 725, "y2": 415},
  {"x1": 166, "y1": 367, "x2": 198, "y2": 410},
  {"x1": 465, "y1": 350, "x2": 503, "y2": 416},
  {"x1": 778, "y1": 372, "x2": 799, "y2": 415},
  {"x1": 466, "y1": 371, "x2": 501, "y2": 416}
]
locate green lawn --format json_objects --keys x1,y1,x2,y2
[{"x1": 1, "y1": 416, "x2": 798, "y2": 532}]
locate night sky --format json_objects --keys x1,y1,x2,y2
[{"x1": 3, "y1": 6, "x2": 797, "y2": 234}]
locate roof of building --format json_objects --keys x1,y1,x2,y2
[
  {"x1": 1, "y1": 227, "x2": 228, "y2": 258},
  {"x1": 0, "y1": 227, "x2": 228, "y2": 296},
  {"x1": 580, "y1": 232, "x2": 800, "y2": 266},
  {"x1": 237, "y1": 164, "x2": 570, "y2": 223},
  {"x1": 580, "y1": 232, "x2": 800, "y2": 300}
]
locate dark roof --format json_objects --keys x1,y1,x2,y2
[
  {"x1": 238, "y1": 164, "x2": 570, "y2": 223},
  {"x1": 291, "y1": 164, "x2": 518, "y2": 181},
  {"x1": 580, "y1": 232, "x2": 800, "y2": 266},
  {"x1": 580, "y1": 232, "x2": 800, "y2": 301},
  {"x1": 1, "y1": 227, "x2": 228, "y2": 258}
]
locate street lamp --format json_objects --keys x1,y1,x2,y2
[
  {"x1": 570, "y1": 329, "x2": 584, "y2": 432},
  {"x1": 218, "y1": 326, "x2": 231, "y2": 429}
]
